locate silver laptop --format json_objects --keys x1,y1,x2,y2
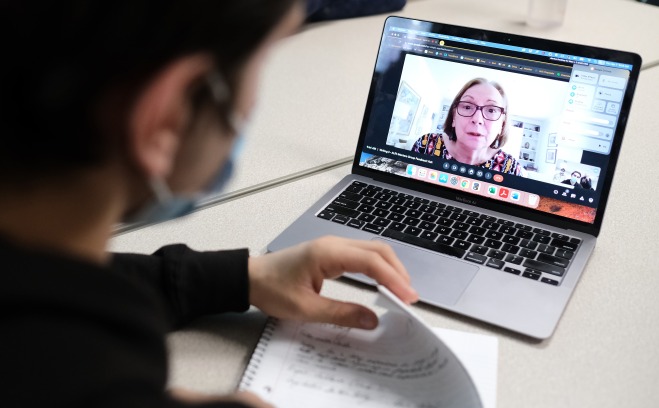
[{"x1": 268, "y1": 17, "x2": 641, "y2": 339}]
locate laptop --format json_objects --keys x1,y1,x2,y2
[{"x1": 268, "y1": 16, "x2": 641, "y2": 339}]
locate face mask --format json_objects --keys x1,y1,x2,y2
[
  {"x1": 127, "y1": 72, "x2": 246, "y2": 225},
  {"x1": 570, "y1": 177, "x2": 578, "y2": 184},
  {"x1": 129, "y1": 133, "x2": 245, "y2": 224}
]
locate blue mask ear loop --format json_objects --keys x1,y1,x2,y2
[
  {"x1": 204, "y1": 129, "x2": 247, "y2": 194},
  {"x1": 199, "y1": 70, "x2": 248, "y2": 196}
]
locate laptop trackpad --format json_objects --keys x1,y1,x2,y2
[{"x1": 346, "y1": 238, "x2": 479, "y2": 307}]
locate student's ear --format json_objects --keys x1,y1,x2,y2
[{"x1": 128, "y1": 54, "x2": 215, "y2": 180}]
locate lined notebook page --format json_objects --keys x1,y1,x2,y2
[
  {"x1": 239, "y1": 287, "x2": 497, "y2": 408},
  {"x1": 432, "y1": 328, "x2": 498, "y2": 408}
]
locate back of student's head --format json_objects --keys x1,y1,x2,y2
[{"x1": 0, "y1": 0, "x2": 300, "y2": 186}]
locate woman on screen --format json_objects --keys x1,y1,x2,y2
[{"x1": 411, "y1": 78, "x2": 526, "y2": 176}]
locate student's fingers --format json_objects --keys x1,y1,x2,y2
[
  {"x1": 248, "y1": 236, "x2": 418, "y2": 320},
  {"x1": 340, "y1": 238, "x2": 411, "y2": 283},
  {"x1": 315, "y1": 237, "x2": 418, "y2": 303},
  {"x1": 298, "y1": 294, "x2": 380, "y2": 330}
]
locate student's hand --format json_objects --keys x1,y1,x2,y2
[
  {"x1": 170, "y1": 388, "x2": 273, "y2": 407},
  {"x1": 248, "y1": 236, "x2": 418, "y2": 329}
]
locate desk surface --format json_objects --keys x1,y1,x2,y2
[
  {"x1": 111, "y1": 3, "x2": 659, "y2": 406},
  {"x1": 112, "y1": 65, "x2": 659, "y2": 408},
  {"x1": 218, "y1": 0, "x2": 659, "y2": 201}
]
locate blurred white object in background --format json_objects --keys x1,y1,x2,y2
[{"x1": 527, "y1": 0, "x2": 567, "y2": 28}]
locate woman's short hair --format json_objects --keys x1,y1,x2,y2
[
  {"x1": 0, "y1": 0, "x2": 300, "y2": 184},
  {"x1": 443, "y1": 78, "x2": 510, "y2": 148}
]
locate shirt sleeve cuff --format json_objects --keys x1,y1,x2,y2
[{"x1": 169, "y1": 247, "x2": 251, "y2": 323}]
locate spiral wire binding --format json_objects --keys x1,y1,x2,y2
[{"x1": 238, "y1": 317, "x2": 279, "y2": 391}]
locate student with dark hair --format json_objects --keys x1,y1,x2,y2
[
  {"x1": 580, "y1": 175, "x2": 594, "y2": 190},
  {"x1": 0, "y1": 2, "x2": 418, "y2": 407},
  {"x1": 411, "y1": 78, "x2": 526, "y2": 176},
  {"x1": 562, "y1": 171, "x2": 583, "y2": 188}
]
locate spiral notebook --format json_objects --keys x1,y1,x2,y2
[{"x1": 239, "y1": 286, "x2": 498, "y2": 408}]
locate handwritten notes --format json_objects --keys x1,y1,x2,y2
[{"x1": 240, "y1": 287, "x2": 497, "y2": 408}]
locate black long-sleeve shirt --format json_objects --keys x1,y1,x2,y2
[{"x1": 1, "y1": 235, "x2": 252, "y2": 407}]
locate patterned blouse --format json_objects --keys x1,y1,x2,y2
[{"x1": 411, "y1": 133, "x2": 525, "y2": 176}]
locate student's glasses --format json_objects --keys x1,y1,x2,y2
[{"x1": 455, "y1": 101, "x2": 505, "y2": 121}]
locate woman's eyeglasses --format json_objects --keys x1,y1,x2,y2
[{"x1": 456, "y1": 101, "x2": 505, "y2": 121}]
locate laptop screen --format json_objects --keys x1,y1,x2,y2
[{"x1": 357, "y1": 17, "x2": 640, "y2": 228}]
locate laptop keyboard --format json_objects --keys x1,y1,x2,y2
[{"x1": 317, "y1": 181, "x2": 582, "y2": 286}]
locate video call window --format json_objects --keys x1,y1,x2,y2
[{"x1": 384, "y1": 54, "x2": 620, "y2": 192}]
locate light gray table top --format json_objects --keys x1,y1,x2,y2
[
  {"x1": 110, "y1": 0, "x2": 659, "y2": 402},
  {"x1": 216, "y1": 0, "x2": 659, "y2": 203},
  {"x1": 111, "y1": 64, "x2": 659, "y2": 408}
]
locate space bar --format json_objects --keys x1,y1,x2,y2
[{"x1": 381, "y1": 229, "x2": 466, "y2": 259}]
